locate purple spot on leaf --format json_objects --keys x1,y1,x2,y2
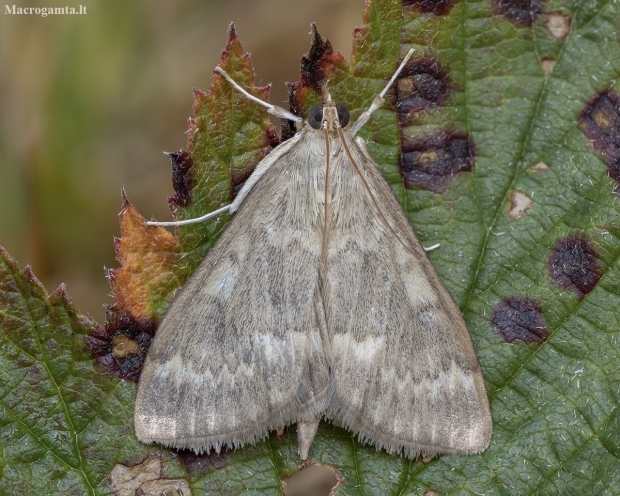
[
  {"x1": 167, "y1": 150, "x2": 195, "y2": 208},
  {"x1": 177, "y1": 448, "x2": 230, "y2": 476},
  {"x1": 403, "y1": 0, "x2": 458, "y2": 16},
  {"x1": 301, "y1": 23, "x2": 335, "y2": 92},
  {"x1": 399, "y1": 131, "x2": 474, "y2": 192},
  {"x1": 494, "y1": 0, "x2": 543, "y2": 26},
  {"x1": 231, "y1": 164, "x2": 256, "y2": 199},
  {"x1": 393, "y1": 58, "x2": 450, "y2": 125},
  {"x1": 88, "y1": 308, "x2": 156, "y2": 382},
  {"x1": 549, "y1": 234, "x2": 602, "y2": 298},
  {"x1": 492, "y1": 297, "x2": 548, "y2": 344},
  {"x1": 581, "y1": 90, "x2": 620, "y2": 190}
]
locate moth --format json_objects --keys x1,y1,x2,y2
[{"x1": 134, "y1": 48, "x2": 492, "y2": 460}]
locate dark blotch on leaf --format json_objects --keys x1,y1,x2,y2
[
  {"x1": 281, "y1": 119, "x2": 297, "y2": 142},
  {"x1": 399, "y1": 132, "x2": 474, "y2": 192},
  {"x1": 494, "y1": 0, "x2": 543, "y2": 26},
  {"x1": 581, "y1": 90, "x2": 620, "y2": 153},
  {"x1": 581, "y1": 89, "x2": 620, "y2": 187},
  {"x1": 265, "y1": 126, "x2": 280, "y2": 149},
  {"x1": 177, "y1": 449, "x2": 230, "y2": 477},
  {"x1": 88, "y1": 308, "x2": 156, "y2": 382},
  {"x1": 610, "y1": 157, "x2": 620, "y2": 185},
  {"x1": 403, "y1": 0, "x2": 458, "y2": 16},
  {"x1": 492, "y1": 297, "x2": 548, "y2": 344},
  {"x1": 120, "y1": 187, "x2": 131, "y2": 208},
  {"x1": 393, "y1": 58, "x2": 450, "y2": 124},
  {"x1": 231, "y1": 165, "x2": 256, "y2": 199},
  {"x1": 166, "y1": 150, "x2": 194, "y2": 208},
  {"x1": 282, "y1": 82, "x2": 303, "y2": 142},
  {"x1": 283, "y1": 23, "x2": 346, "y2": 140},
  {"x1": 549, "y1": 235, "x2": 602, "y2": 298},
  {"x1": 301, "y1": 23, "x2": 335, "y2": 92}
]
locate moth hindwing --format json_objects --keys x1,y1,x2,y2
[{"x1": 134, "y1": 51, "x2": 492, "y2": 460}]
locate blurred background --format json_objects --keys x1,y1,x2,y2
[{"x1": 0, "y1": 0, "x2": 364, "y2": 323}]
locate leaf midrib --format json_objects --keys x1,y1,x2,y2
[{"x1": 7, "y1": 272, "x2": 95, "y2": 494}]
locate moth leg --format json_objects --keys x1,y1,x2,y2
[
  {"x1": 146, "y1": 204, "x2": 231, "y2": 227},
  {"x1": 351, "y1": 48, "x2": 415, "y2": 135},
  {"x1": 297, "y1": 420, "x2": 320, "y2": 460},
  {"x1": 424, "y1": 243, "x2": 440, "y2": 252}
]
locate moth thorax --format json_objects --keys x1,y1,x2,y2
[{"x1": 323, "y1": 102, "x2": 339, "y2": 132}]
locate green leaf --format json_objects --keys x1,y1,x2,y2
[
  {"x1": 2, "y1": 0, "x2": 620, "y2": 493},
  {"x1": 0, "y1": 247, "x2": 149, "y2": 495}
]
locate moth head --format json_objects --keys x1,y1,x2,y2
[
  {"x1": 305, "y1": 84, "x2": 350, "y2": 132},
  {"x1": 307, "y1": 102, "x2": 350, "y2": 132}
]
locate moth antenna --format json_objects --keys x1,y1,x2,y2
[
  {"x1": 351, "y1": 48, "x2": 415, "y2": 135},
  {"x1": 146, "y1": 204, "x2": 231, "y2": 227},
  {"x1": 214, "y1": 66, "x2": 302, "y2": 123},
  {"x1": 424, "y1": 243, "x2": 440, "y2": 252}
]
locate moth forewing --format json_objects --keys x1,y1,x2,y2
[
  {"x1": 323, "y1": 131, "x2": 492, "y2": 456},
  {"x1": 134, "y1": 127, "x2": 331, "y2": 453}
]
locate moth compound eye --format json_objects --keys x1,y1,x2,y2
[
  {"x1": 307, "y1": 105, "x2": 324, "y2": 129},
  {"x1": 336, "y1": 104, "x2": 350, "y2": 128}
]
